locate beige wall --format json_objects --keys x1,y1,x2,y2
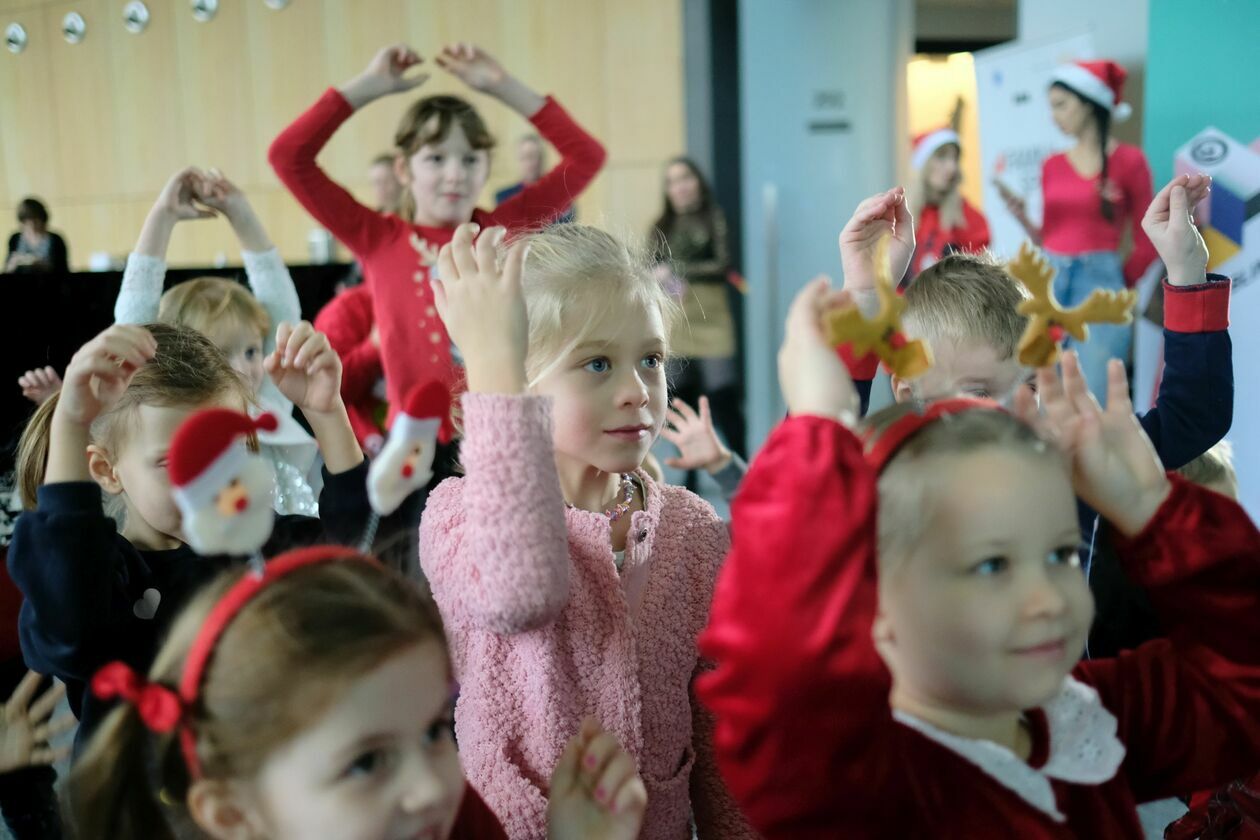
[
  {"x1": 0, "y1": 0, "x2": 684, "y2": 268},
  {"x1": 907, "y1": 52, "x2": 983, "y2": 210}
]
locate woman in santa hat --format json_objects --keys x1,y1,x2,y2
[
  {"x1": 998, "y1": 59, "x2": 1157, "y2": 398},
  {"x1": 907, "y1": 103, "x2": 991, "y2": 281}
]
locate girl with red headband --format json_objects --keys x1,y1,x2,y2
[
  {"x1": 695, "y1": 278, "x2": 1260, "y2": 837},
  {"x1": 67, "y1": 548, "x2": 647, "y2": 839}
]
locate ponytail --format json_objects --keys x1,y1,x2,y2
[
  {"x1": 1095, "y1": 104, "x2": 1115, "y2": 222},
  {"x1": 65, "y1": 704, "x2": 189, "y2": 840},
  {"x1": 15, "y1": 391, "x2": 60, "y2": 510}
]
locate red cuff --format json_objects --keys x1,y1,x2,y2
[
  {"x1": 1163, "y1": 276, "x2": 1231, "y2": 333},
  {"x1": 527, "y1": 95, "x2": 561, "y2": 128},
  {"x1": 324, "y1": 86, "x2": 355, "y2": 119},
  {"x1": 837, "y1": 344, "x2": 880, "y2": 381}
]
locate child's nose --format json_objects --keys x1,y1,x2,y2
[{"x1": 398, "y1": 757, "x2": 451, "y2": 816}]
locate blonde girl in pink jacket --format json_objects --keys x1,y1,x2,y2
[{"x1": 421, "y1": 222, "x2": 753, "y2": 839}]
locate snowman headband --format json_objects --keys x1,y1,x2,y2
[{"x1": 91, "y1": 546, "x2": 375, "y2": 779}]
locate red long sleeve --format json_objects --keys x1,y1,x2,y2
[
  {"x1": 1118, "y1": 152, "x2": 1157, "y2": 285},
  {"x1": 315, "y1": 285, "x2": 385, "y2": 449},
  {"x1": 1077, "y1": 477, "x2": 1260, "y2": 801},
  {"x1": 697, "y1": 415, "x2": 901, "y2": 837}
]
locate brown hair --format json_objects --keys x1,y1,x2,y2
[
  {"x1": 862, "y1": 403, "x2": 1061, "y2": 568},
  {"x1": 15, "y1": 323, "x2": 248, "y2": 510},
  {"x1": 158, "y1": 277, "x2": 269, "y2": 341},
  {"x1": 67, "y1": 555, "x2": 448, "y2": 840},
  {"x1": 903, "y1": 252, "x2": 1030, "y2": 362},
  {"x1": 1176, "y1": 440, "x2": 1238, "y2": 499},
  {"x1": 370, "y1": 152, "x2": 397, "y2": 168},
  {"x1": 394, "y1": 95, "x2": 495, "y2": 222},
  {"x1": 16, "y1": 197, "x2": 49, "y2": 227}
]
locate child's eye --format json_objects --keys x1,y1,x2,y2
[
  {"x1": 641, "y1": 354, "x2": 663, "y2": 370},
  {"x1": 463, "y1": 155, "x2": 479, "y2": 166},
  {"x1": 1048, "y1": 546, "x2": 1081, "y2": 568},
  {"x1": 244, "y1": 347, "x2": 260, "y2": 361},
  {"x1": 427, "y1": 154, "x2": 443, "y2": 164},
  {"x1": 344, "y1": 748, "x2": 394, "y2": 779},
  {"x1": 972, "y1": 556, "x2": 1009, "y2": 576},
  {"x1": 423, "y1": 717, "x2": 456, "y2": 749},
  {"x1": 584, "y1": 358, "x2": 611, "y2": 374}
]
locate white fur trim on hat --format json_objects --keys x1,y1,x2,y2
[
  {"x1": 1051, "y1": 64, "x2": 1130, "y2": 122},
  {"x1": 172, "y1": 440, "x2": 250, "y2": 512},
  {"x1": 912, "y1": 128, "x2": 961, "y2": 170},
  {"x1": 391, "y1": 414, "x2": 442, "y2": 442}
]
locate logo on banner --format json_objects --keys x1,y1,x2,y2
[{"x1": 1175, "y1": 127, "x2": 1260, "y2": 290}]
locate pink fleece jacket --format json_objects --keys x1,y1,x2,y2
[{"x1": 419, "y1": 394, "x2": 754, "y2": 840}]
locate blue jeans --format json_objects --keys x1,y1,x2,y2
[{"x1": 1045, "y1": 251, "x2": 1133, "y2": 400}]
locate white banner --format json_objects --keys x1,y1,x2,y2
[{"x1": 973, "y1": 33, "x2": 1095, "y2": 258}]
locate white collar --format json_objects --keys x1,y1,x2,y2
[{"x1": 892, "y1": 676, "x2": 1126, "y2": 822}]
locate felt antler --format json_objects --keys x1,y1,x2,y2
[
  {"x1": 824, "y1": 236, "x2": 933, "y2": 380},
  {"x1": 1008, "y1": 242, "x2": 1138, "y2": 367}
]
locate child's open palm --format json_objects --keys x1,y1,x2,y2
[
  {"x1": 58, "y1": 325, "x2": 156, "y2": 427},
  {"x1": 1142, "y1": 173, "x2": 1211, "y2": 286},
  {"x1": 0, "y1": 672, "x2": 73, "y2": 774},
  {"x1": 546, "y1": 718, "x2": 647, "y2": 840},
  {"x1": 839, "y1": 188, "x2": 915, "y2": 294},
  {"x1": 266, "y1": 321, "x2": 343, "y2": 415},
  {"x1": 436, "y1": 42, "x2": 507, "y2": 92},
  {"x1": 1034, "y1": 352, "x2": 1170, "y2": 537},
  {"x1": 661, "y1": 396, "x2": 731, "y2": 472},
  {"x1": 433, "y1": 223, "x2": 528, "y2": 394},
  {"x1": 18, "y1": 366, "x2": 62, "y2": 405}
]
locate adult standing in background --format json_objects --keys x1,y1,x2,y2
[
  {"x1": 907, "y1": 105, "x2": 990, "y2": 280},
  {"x1": 495, "y1": 134, "x2": 576, "y2": 223},
  {"x1": 5, "y1": 199, "x2": 68, "y2": 274},
  {"x1": 651, "y1": 156, "x2": 745, "y2": 484}
]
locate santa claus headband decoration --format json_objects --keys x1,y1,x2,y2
[
  {"x1": 911, "y1": 127, "x2": 961, "y2": 171},
  {"x1": 1007, "y1": 242, "x2": 1137, "y2": 367},
  {"x1": 1050, "y1": 60, "x2": 1132, "y2": 122},
  {"x1": 91, "y1": 546, "x2": 374, "y2": 779},
  {"x1": 824, "y1": 236, "x2": 934, "y2": 381},
  {"x1": 366, "y1": 381, "x2": 451, "y2": 530}
]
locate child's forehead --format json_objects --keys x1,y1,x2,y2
[
  {"x1": 921, "y1": 450, "x2": 1078, "y2": 543},
  {"x1": 565, "y1": 295, "x2": 666, "y2": 347}
]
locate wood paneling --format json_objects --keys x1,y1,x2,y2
[{"x1": 0, "y1": 0, "x2": 685, "y2": 267}]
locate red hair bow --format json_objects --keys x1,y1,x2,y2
[{"x1": 92, "y1": 661, "x2": 183, "y2": 734}]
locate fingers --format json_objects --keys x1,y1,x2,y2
[
  {"x1": 579, "y1": 728, "x2": 625, "y2": 792},
  {"x1": 1012, "y1": 381, "x2": 1040, "y2": 428},
  {"x1": 273, "y1": 321, "x2": 295, "y2": 364},
  {"x1": 34, "y1": 711, "x2": 76, "y2": 745},
  {"x1": 658, "y1": 425, "x2": 684, "y2": 447},
  {"x1": 1061, "y1": 351, "x2": 1103, "y2": 419},
  {"x1": 1104, "y1": 359, "x2": 1133, "y2": 415},
  {"x1": 671, "y1": 397, "x2": 700, "y2": 424},
  {"x1": 592, "y1": 746, "x2": 638, "y2": 810},
  {"x1": 611, "y1": 774, "x2": 648, "y2": 820},
  {"x1": 431, "y1": 278, "x2": 449, "y2": 326},
  {"x1": 474, "y1": 226, "x2": 506, "y2": 276},
  {"x1": 549, "y1": 731, "x2": 583, "y2": 794},
  {"x1": 450, "y1": 223, "x2": 481, "y2": 279},
  {"x1": 28, "y1": 743, "x2": 71, "y2": 767},
  {"x1": 289, "y1": 327, "x2": 326, "y2": 370},
  {"x1": 499, "y1": 238, "x2": 527, "y2": 292},
  {"x1": 5, "y1": 671, "x2": 44, "y2": 718},
  {"x1": 27, "y1": 680, "x2": 65, "y2": 723},
  {"x1": 785, "y1": 276, "x2": 831, "y2": 337}
]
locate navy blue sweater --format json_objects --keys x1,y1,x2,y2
[{"x1": 7, "y1": 459, "x2": 422, "y2": 750}]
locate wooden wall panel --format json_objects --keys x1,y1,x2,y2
[{"x1": 0, "y1": 0, "x2": 686, "y2": 268}]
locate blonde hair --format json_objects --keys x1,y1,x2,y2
[
  {"x1": 862, "y1": 403, "x2": 1060, "y2": 568},
  {"x1": 157, "y1": 277, "x2": 269, "y2": 341},
  {"x1": 1176, "y1": 440, "x2": 1238, "y2": 499},
  {"x1": 15, "y1": 324, "x2": 248, "y2": 510},
  {"x1": 903, "y1": 252, "x2": 1030, "y2": 362},
  {"x1": 67, "y1": 555, "x2": 448, "y2": 840},
  {"x1": 517, "y1": 224, "x2": 681, "y2": 387}
]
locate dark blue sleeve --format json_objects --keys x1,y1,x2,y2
[
  {"x1": 314, "y1": 459, "x2": 424, "y2": 551},
  {"x1": 856, "y1": 379, "x2": 872, "y2": 417},
  {"x1": 1137, "y1": 327, "x2": 1233, "y2": 470},
  {"x1": 7, "y1": 483, "x2": 128, "y2": 682}
]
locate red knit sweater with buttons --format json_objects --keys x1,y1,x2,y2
[
  {"x1": 698, "y1": 416, "x2": 1260, "y2": 839},
  {"x1": 270, "y1": 89, "x2": 606, "y2": 432}
]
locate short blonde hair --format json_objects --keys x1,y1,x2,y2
[
  {"x1": 903, "y1": 253, "x2": 1030, "y2": 362},
  {"x1": 158, "y1": 277, "x2": 269, "y2": 341},
  {"x1": 1176, "y1": 440, "x2": 1238, "y2": 499},
  {"x1": 516, "y1": 224, "x2": 680, "y2": 387}
]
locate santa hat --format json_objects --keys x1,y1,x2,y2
[
  {"x1": 1050, "y1": 60, "x2": 1132, "y2": 122},
  {"x1": 168, "y1": 409, "x2": 278, "y2": 510},
  {"x1": 392, "y1": 381, "x2": 453, "y2": 442},
  {"x1": 911, "y1": 127, "x2": 961, "y2": 171}
]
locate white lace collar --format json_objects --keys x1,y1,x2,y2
[{"x1": 892, "y1": 676, "x2": 1126, "y2": 822}]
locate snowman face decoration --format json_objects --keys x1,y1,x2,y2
[
  {"x1": 179, "y1": 454, "x2": 277, "y2": 556},
  {"x1": 367, "y1": 417, "x2": 440, "y2": 516}
]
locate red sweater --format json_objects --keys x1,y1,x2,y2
[
  {"x1": 697, "y1": 416, "x2": 1260, "y2": 839},
  {"x1": 314, "y1": 285, "x2": 386, "y2": 453},
  {"x1": 1041, "y1": 143, "x2": 1157, "y2": 287},
  {"x1": 270, "y1": 89, "x2": 607, "y2": 430},
  {"x1": 911, "y1": 197, "x2": 991, "y2": 276}
]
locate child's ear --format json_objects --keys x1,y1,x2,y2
[
  {"x1": 187, "y1": 779, "x2": 262, "y2": 840},
  {"x1": 393, "y1": 153, "x2": 411, "y2": 185},
  {"x1": 86, "y1": 445, "x2": 124, "y2": 496},
  {"x1": 890, "y1": 375, "x2": 914, "y2": 404}
]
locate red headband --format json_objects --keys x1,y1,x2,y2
[
  {"x1": 92, "y1": 545, "x2": 374, "y2": 780},
  {"x1": 862, "y1": 397, "x2": 1004, "y2": 472}
]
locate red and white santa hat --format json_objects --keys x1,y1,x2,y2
[
  {"x1": 911, "y1": 127, "x2": 961, "y2": 171},
  {"x1": 1050, "y1": 60, "x2": 1132, "y2": 122},
  {"x1": 168, "y1": 408, "x2": 278, "y2": 511},
  {"x1": 390, "y1": 381, "x2": 452, "y2": 443}
]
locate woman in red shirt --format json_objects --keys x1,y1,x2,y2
[
  {"x1": 999, "y1": 60, "x2": 1156, "y2": 398},
  {"x1": 270, "y1": 44, "x2": 606, "y2": 435},
  {"x1": 908, "y1": 127, "x2": 990, "y2": 281}
]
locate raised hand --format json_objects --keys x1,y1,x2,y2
[
  {"x1": 660, "y1": 396, "x2": 732, "y2": 473},
  {"x1": 55, "y1": 325, "x2": 156, "y2": 427},
  {"x1": 266, "y1": 321, "x2": 343, "y2": 415},
  {"x1": 435, "y1": 42, "x2": 508, "y2": 93},
  {"x1": 339, "y1": 44, "x2": 428, "y2": 108},
  {"x1": 154, "y1": 167, "x2": 217, "y2": 223},
  {"x1": 839, "y1": 188, "x2": 914, "y2": 297},
  {"x1": 1142, "y1": 173, "x2": 1212, "y2": 287},
  {"x1": 779, "y1": 277, "x2": 860, "y2": 424},
  {"x1": 1035, "y1": 352, "x2": 1170, "y2": 537},
  {"x1": 18, "y1": 366, "x2": 62, "y2": 405},
  {"x1": 0, "y1": 672, "x2": 73, "y2": 774},
  {"x1": 546, "y1": 718, "x2": 647, "y2": 840},
  {"x1": 432, "y1": 223, "x2": 528, "y2": 394}
]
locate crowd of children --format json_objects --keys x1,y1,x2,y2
[{"x1": 0, "y1": 39, "x2": 1254, "y2": 840}]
